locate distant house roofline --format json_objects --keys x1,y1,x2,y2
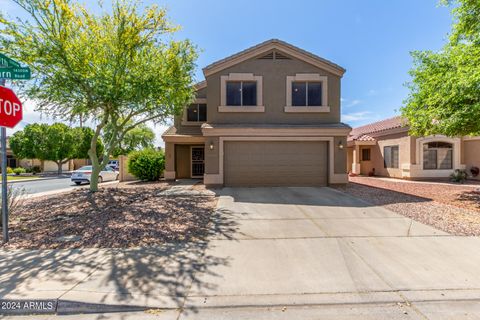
[{"x1": 348, "y1": 116, "x2": 409, "y2": 142}]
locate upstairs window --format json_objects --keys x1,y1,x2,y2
[
  {"x1": 423, "y1": 142, "x2": 452, "y2": 170},
  {"x1": 292, "y1": 81, "x2": 322, "y2": 106},
  {"x1": 384, "y1": 145, "x2": 399, "y2": 168},
  {"x1": 226, "y1": 81, "x2": 257, "y2": 106},
  {"x1": 186, "y1": 103, "x2": 207, "y2": 122}
]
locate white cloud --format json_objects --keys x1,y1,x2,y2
[
  {"x1": 341, "y1": 98, "x2": 362, "y2": 108},
  {"x1": 347, "y1": 99, "x2": 361, "y2": 108},
  {"x1": 342, "y1": 111, "x2": 375, "y2": 123},
  {"x1": 367, "y1": 89, "x2": 378, "y2": 96}
]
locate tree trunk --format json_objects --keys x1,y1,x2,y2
[
  {"x1": 89, "y1": 165, "x2": 101, "y2": 192},
  {"x1": 57, "y1": 161, "x2": 62, "y2": 175}
]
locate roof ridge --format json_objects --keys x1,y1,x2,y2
[
  {"x1": 349, "y1": 116, "x2": 408, "y2": 138},
  {"x1": 202, "y1": 39, "x2": 345, "y2": 75}
]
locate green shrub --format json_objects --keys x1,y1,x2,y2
[
  {"x1": 13, "y1": 167, "x2": 26, "y2": 175},
  {"x1": 450, "y1": 169, "x2": 467, "y2": 183},
  {"x1": 128, "y1": 149, "x2": 165, "y2": 181},
  {"x1": 32, "y1": 166, "x2": 41, "y2": 174},
  {"x1": 6, "y1": 167, "x2": 14, "y2": 174}
]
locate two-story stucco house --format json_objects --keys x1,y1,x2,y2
[{"x1": 162, "y1": 39, "x2": 351, "y2": 187}]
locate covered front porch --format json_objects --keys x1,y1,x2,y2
[
  {"x1": 163, "y1": 134, "x2": 206, "y2": 181},
  {"x1": 347, "y1": 140, "x2": 377, "y2": 176}
]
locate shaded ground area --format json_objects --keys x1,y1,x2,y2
[
  {"x1": 2, "y1": 181, "x2": 219, "y2": 249},
  {"x1": 333, "y1": 176, "x2": 480, "y2": 235},
  {"x1": 2, "y1": 187, "x2": 480, "y2": 319}
]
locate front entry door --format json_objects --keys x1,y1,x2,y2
[{"x1": 191, "y1": 147, "x2": 205, "y2": 178}]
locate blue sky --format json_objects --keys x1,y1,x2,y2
[
  {"x1": 156, "y1": 0, "x2": 452, "y2": 126},
  {"x1": 1, "y1": 0, "x2": 453, "y2": 143}
]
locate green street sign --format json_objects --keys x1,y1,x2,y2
[
  {"x1": 0, "y1": 67, "x2": 31, "y2": 80},
  {"x1": 0, "y1": 54, "x2": 21, "y2": 68}
]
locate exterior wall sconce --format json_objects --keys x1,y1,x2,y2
[
  {"x1": 209, "y1": 141, "x2": 214, "y2": 150},
  {"x1": 338, "y1": 141, "x2": 344, "y2": 149}
]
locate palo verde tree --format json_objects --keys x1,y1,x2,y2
[
  {"x1": 402, "y1": 0, "x2": 480, "y2": 137},
  {"x1": 0, "y1": 0, "x2": 197, "y2": 191},
  {"x1": 104, "y1": 121, "x2": 155, "y2": 157}
]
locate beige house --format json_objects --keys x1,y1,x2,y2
[
  {"x1": 347, "y1": 116, "x2": 480, "y2": 180},
  {"x1": 162, "y1": 39, "x2": 351, "y2": 187}
]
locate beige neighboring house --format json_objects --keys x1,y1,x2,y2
[
  {"x1": 162, "y1": 39, "x2": 351, "y2": 187},
  {"x1": 347, "y1": 116, "x2": 480, "y2": 180}
]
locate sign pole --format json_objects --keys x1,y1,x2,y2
[
  {"x1": 0, "y1": 53, "x2": 29, "y2": 243},
  {"x1": 0, "y1": 78, "x2": 8, "y2": 243}
]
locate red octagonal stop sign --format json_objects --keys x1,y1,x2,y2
[{"x1": 0, "y1": 86, "x2": 22, "y2": 128}]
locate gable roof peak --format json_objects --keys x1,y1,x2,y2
[{"x1": 202, "y1": 39, "x2": 346, "y2": 77}]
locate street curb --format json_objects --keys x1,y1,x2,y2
[
  {"x1": 0, "y1": 176, "x2": 70, "y2": 184},
  {"x1": 21, "y1": 180, "x2": 120, "y2": 199},
  {"x1": 57, "y1": 300, "x2": 158, "y2": 316}
]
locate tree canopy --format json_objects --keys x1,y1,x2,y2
[
  {"x1": 9, "y1": 123, "x2": 101, "y2": 174},
  {"x1": 104, "y1": 121, "x2": 155, "y2": 157},
  {"x1": 402, "y1": 0, "x2": 480, "y2": 137},
  {"x1": 1, "y1": 0, "x2": 197, "y2": 190}
]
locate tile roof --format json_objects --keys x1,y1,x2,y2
[{"x1": 348, "y1": 116, "x2": 408, "y2": 141}]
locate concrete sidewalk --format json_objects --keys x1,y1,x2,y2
[{"x1": 1, "y1": 187, "x2": 480, "y2": 319}]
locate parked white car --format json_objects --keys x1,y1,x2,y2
[{"x1": 71, "y1": 165, "x2": 119, "y2": 185}]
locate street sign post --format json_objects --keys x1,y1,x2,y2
[
  {"x1": 0, "y1": 67, "x2": 31, "y2": 80},
  {"x1": 0, "y1": 54, "x2": 21, "y2": 68},
  {"x1": 0, "y1": 53, "x2": 28, "y2": 243}
]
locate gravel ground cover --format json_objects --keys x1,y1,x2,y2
[
  {"x1": 2, "y1": 181, "x2": 218, "y2": 249},
  {"x1": 333, "y1": 176, "x2": 480, "y2": 235}
]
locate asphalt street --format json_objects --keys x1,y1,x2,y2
[{"x1": 9, "y1": 177, "x2": 79, "y2": 195}]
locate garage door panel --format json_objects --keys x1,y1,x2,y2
[{"x1": 224, "y1": 141, "x2": 328, "y2": 187}]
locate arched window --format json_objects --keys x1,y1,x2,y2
[{"x1": 423, "y1": 142, "x2": 453, "y2": 170}]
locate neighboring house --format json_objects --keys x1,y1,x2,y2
[
  {"x1": 347, "y1": 116, "x2": 480, "y2": 180},
  {"x1": 162, "y1": 39, "x2": 350, "y2": 187},
  {"x1": 3, "y1": 138, "x2": 18, "y2": 168}
]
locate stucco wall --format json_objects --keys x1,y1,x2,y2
[
  {"x1": 372, "y1": 133, "x2": 412, "y2": 178},
  {"x1": 118, "y1": 155, "x2": 136, "y2": 182},
  {"x1": 206, "y1": 52, "x2": 341, "y2": 125},
  {"x1": 204, "y1": 137, "x2": 219, "y2": 175},
  {"x1": 165, "y1": 142, "x2": 175, "y2": 173},
  {"x1": 359, "y1": 146, "x2": 374, "y2": 175},
  {"x1": 334, "y1": 136, "x2": 347, "y2": 174},
  {"x1": 19, "y1": 159, "x2": 71, "y2": 172},
  {"x1": 464, "y1": 139, "x2": 480, "y2": 180},
  {"x1": 347, "y1": 147, "x2": 353, "y2": 173}
]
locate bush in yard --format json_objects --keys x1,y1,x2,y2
[
  {"x1": 6, "y1": 167, "x2": 14, "y2": 174},
  {"x1": 128, "y1": 149, "x2": 165, "y2": 181},
  {"x1": 0, "y1": 185, "x2": 25, "y2": 228},
  {"x1": 450, "y1": 169, "x2": 468, "y2": 183},
  {"x1": 13, "y1": 167, "x2": 26, "y2": 176}
]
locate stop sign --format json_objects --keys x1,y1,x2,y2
[{"x1": 0, "y1": 86, "x2": 22, "y2": 128}]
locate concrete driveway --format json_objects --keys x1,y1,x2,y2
[
  {"x1": 2, "y1": 186, "x2": 480, "y2": 319},
  {"x1": 185, "y1": 187, "x2": 480, "y2": 319}
]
